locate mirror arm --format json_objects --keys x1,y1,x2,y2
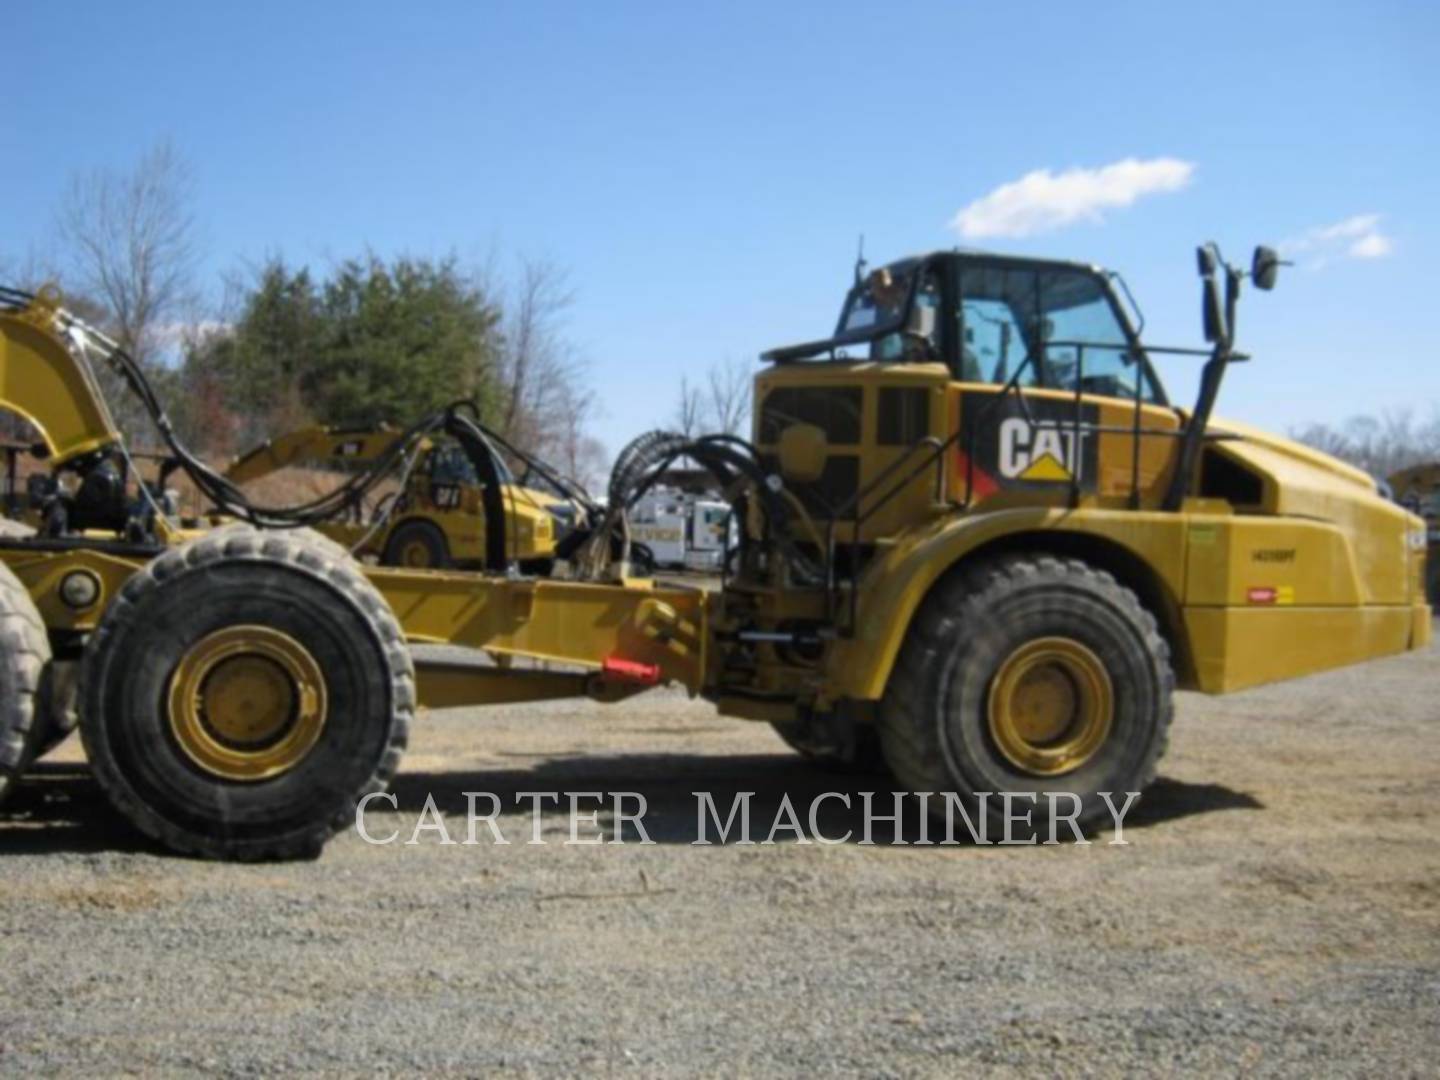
[
  {"x1": 1224, "y1": 266, "x2": 1241, "y2": 347},
  {"x1": 1163, "y1": 343, "x2": 1234, "y2": 512}
]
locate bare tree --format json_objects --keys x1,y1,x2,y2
[
  {"x1": 672, "y1": 358, "x2": 753, "y2": 439},
  {"x1": 53, "y1": 141, "x2": 200, "y2": 447},
  {"x1": 673, "y1": 375, "x2": 703, "y2": 438},
  {"x1": 56, "y1": 140, "x2": 198, "y2": 367},
  {"x1": 495, "y1": 259, "x2": 582, "y2": 457},
  {"x1": 1292, "y1": 407, "x2": 1440, "y2": 479},
  {"x1": 705, "y1": 356, "x2": 752, "y2": 437},
  {"x1": 552, "y1": 382, "x2": 608, "y2": 493}
]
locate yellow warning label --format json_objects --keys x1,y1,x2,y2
[{"x1": 1017, "y1": 453, "x2": 1072, "y2": 482}]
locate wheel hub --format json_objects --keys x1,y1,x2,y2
[
  {"x1": 987, "y1": 636, "x2": 1112, "y2": 776},
  {"x1": 168, "y1": 625, "x2": 328, "y2": 782}
]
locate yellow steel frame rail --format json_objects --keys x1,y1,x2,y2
[{"x1": 1, "y1": 542, "x2": 710, "y2": 708}]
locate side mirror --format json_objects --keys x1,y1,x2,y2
[
  {"x1": 1196, "y1": 244, "x2": 1218, "y2": 278},
  {"x1": 1251, "y1": 245, "x2": 1281, "y2": 291},
  {"x1": 777, "y1": 423, "x2": 827, "y2": 484}
]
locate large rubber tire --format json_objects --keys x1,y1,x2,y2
[
  {"x1": 1426, "y1": 554, "x2": 1439, "y2": 606},
  {"x1": 26, "y1": 522, "x2": 365, "y2": 765},
  {"x1": 382, "y1": 519, "x2": 451, "y2": 569},
  {"x1": 0, "y1": 560, "x2": 51, "y2": 806},
  {"x1": 79, "y1": 527, "x2": 414, "y2": 860},
  {"x1": 770, "y1": 720, "x2": 889, "y2": 775},
  {"x1": 878, "y1": 555, "x2": 1173, "y2": 835},
  {"x1": 0, "y1": 517, "x2": 85, "y2": 762}
]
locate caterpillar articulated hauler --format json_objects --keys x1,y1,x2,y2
[
  {"x1": 223, "y1": 424, "x2": 585, "y2": 572},
  {"x1": 0, "y1": 244, "x2": 1429, "y2": 859}
]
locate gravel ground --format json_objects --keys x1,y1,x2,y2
[{"x1": 1, "y1": 631, "x2": 1437, "y2": 1076}]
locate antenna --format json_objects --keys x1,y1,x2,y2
[{"x1": 854, "y1": 235, "x2": 867, "y2": 286}]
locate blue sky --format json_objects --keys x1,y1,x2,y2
[{"x1": 3, "y1": 1, "x2": 1436, "y2": 458}]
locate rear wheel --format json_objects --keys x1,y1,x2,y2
[
  {"x1": 879, "y1": 555, "x2": 1172, "y2": 836},
  {"x1": 0, "y1": 559, "x2": 51, "y2": 806},
  {"x1": 382, "y1": 519, "x2": 451, "y2": 569},
  {"x1": 1426, "y1": 554, "x2": 1439, "y2": 606},
  {"x1": 80, "y1": 527, "x2": 413, "y2": 859}
]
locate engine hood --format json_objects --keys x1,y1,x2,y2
[{"x1": 1202, "y1": 414, "x2": 1380, "y2": 503}]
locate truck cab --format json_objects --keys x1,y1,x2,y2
[{"x1": 732, "y1": 250, "x2": 1429, "y2": 715}]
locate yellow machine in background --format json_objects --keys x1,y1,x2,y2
[
  {"x1": 224, "y1": 425, "x2": 581, "y2": 571},
  {"x1": 1388, "y1": 462, "x2": 1440, "y2": 602},
  {"x1": 0, "y1": 242, "x2": 1428, "y2": 861}
]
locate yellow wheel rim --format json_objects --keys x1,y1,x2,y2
[
  {"x1": 987, "y1": 636, "x2": 1113, "y2": 776},
  {"x1": 168, "y1": 625, "x2": 328, "y2": 782},
  {"x1": 400, "y1": 539, "x2": 433, "y2": 567}
]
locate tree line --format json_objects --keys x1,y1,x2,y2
[
  {"x1": 1291, "y1": 410, "x2": 1440, "y2": 480},
  {"x1": 1, "y1": 141, "x2": 607, "y2": 489}
]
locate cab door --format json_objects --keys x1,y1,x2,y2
[{"x1": 944, "y1": 259, "x2": 1181, "y2": 507}]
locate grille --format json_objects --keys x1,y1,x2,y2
[
  {"x1": 759, "y1": 387, "x2": 862, "y2": 445},
  {"x1": 877, "y1": 387, "x2": 929, "y2": 446}
]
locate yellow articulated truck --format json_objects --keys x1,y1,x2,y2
[
  {"x1": 0, "y1": 242, "x2": 1428, "y2": 859},
  {"x1": 223, "y1": 424, "x2": 583, "y2": 572}
]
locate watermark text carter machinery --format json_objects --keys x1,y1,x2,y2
[{"x1": 356, "y1": 790, "x2": 1143, "y2": 847}]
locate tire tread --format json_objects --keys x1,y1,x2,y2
[{"x1": 79, "y1": 526, "x2": 413, "y2": 860}]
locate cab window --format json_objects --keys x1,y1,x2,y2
[
  {"x1": 957, "y1": 266, "x2": 1037, "y2": 386},
  {"x1": 853, "y1": 268, "x2": 941, "y2": 363},
  {"x1": 1039, "y1": 270, "x2": 1160, "y2": 403},
  {"x1": 956, "y1": 264, "x2": 1162, "y2": 404}
]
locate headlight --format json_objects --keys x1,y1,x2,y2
[{"x1": 59, "y1": 570, "x2": 102, "y2": 610}]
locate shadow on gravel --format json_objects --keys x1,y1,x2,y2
[
  {"x1": 389, "y1": 754, "x2": 1266, "y2": 846},
  {"x1": 0, "y1": 756, "x2": 1264, "y2": 855},
  {"x1": 0, "y1": 762, "x2": 165, "y2": 856},
  {"x1": 1124, "y1": 777, "x2": 1263, "y2": 827}
]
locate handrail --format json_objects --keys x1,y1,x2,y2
[{"x1": 810, "y1": 338, "x2": 1242, "y2": 634}]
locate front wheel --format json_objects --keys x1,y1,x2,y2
[
  {"x1": 80, "y1": 527, "x2": 413, "y2": 860},
  {"x1": 878, "y1": 555, "x2": 1173, "y2": 836}
]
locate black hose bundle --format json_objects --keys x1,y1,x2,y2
[
  {"x1": 0, "y1": 286, "x2": 573, "y2": 550},
  {"x1": 4, "y1": 285, "x2": 822, "y2": 582},
  {"x1": 570, "y1": 428, "x2": 822, "y2": 582}
]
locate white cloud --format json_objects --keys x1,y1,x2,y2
[
  {"x1": 1283, "y1": 214, "x2": 1395, "y2": 267},
  {"x1": 949, "y1": 157, "x2": 1195, "y2": 239},
  {"x1": 1348, "y1": 232, "x2": 1393, "y2": 260}
]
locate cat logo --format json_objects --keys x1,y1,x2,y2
[
  {"x1": 998, "y1": 417, "x2": 1089, "y2": 483},
  {"x1": 954, "y1": 390, "x2": 1099, "y2": 498}
]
